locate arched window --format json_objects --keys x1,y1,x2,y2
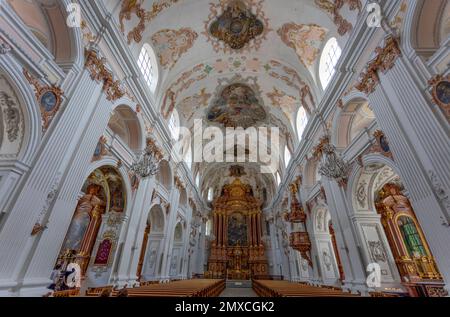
[
  {"x1": 184, "y1": 144, "x2": 192, "y2": 170},
  {"x1": 137, "y1": 44, "x2": 158, "y2": 92},
  {"x1": 207, "y1": 187, "x2": 214, "y2": 201},
  {"x1": 296, "y1": 106, "x2": 308, "y2": 141},
  {"x1": 398, "y1": 216, "x2": 427, "y2": 258},
  {"x1": 195, "y1": 174, "x2": 200, "y2": 188},
  {"x1": 168, "y1": 110, "x2": 180, "y2": 140},
  {"x1": 284, "y1": 147, "x2": 291, "y2": 167},
  {"x1": 319, "y1": 37, "x2": 342, "y2": 90},
  {"x1": 205, "y1": 219, "x2": 212, "y2": 236},
  {"x1": 276, "y1": 172, "x2": 281, "y2": 186}
]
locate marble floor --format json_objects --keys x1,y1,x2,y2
[{"x1": 219, "y1": 287, "x2": 258, "y2": 297}]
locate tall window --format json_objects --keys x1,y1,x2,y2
[
  {"x1": 296, "y1": 107, "x2": 308, "y2": 141},
  {"x1": 319, "y1": 37, "x2": 342, "y2": 90},
  {"x1": 137, "y1": 44, "x2": 157, "y2": 91},
  {"x1": 398, "y1": 216, "x2": 427, "y2": 258},
  {"x1": 206, "y1": 219, "x2": 212, "y2": 237},
  {"x1": 168, "y1": 110, "x2": 180, "y2": 140},
  {"x1": 207, "y1": 187, "x2": 214, "y2": 201},
  {"x1": 195, "y1": 174, "x2": 200, "y2": 188},
  {"x1": 184, "y1": 145, "x2": 192, "y2": 170},
  {"x1": 284, "y1": 147, "x2": 292, "y2": 167}
]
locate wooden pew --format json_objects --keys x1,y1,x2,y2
[
  {"x1": 52, "y1": 288, "x2": 80, "y2": 297},
  {"x1": 85, "y1": 286, "x2": 113, "y2": 297},
  {"x1": 105, "y1": 279, "x2": 225, "y2": 297},
  {"x1": 252, "y1": 280, "x2": 359, "y2": 297}
]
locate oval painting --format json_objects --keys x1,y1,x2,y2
[
  {"x1": 436, "y1": 80, "x2": 450, "y2": 105},
  {"x1": 40, "y1": 91, "x2": 58, "y2": 112}
]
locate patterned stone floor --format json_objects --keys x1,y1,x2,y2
[{"x1": 219, "y1": 287, "x2": 258, "y2": 297}]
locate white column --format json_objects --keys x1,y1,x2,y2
[
  {"x1": 160, "y1": 189, "x2": 179, "y2": 281},
  {"x1": 322, "y1": 179, "x2": 369, "y2": 293},
  {"x1": 0, "y1": 70, "x2": 103, "y2": 295},
  {"x1": 367, "y1": 72, "x2": 450, "y2": 292},
  {"x1": 117, "y1": 176, "x2": 156, "y2": 285}
]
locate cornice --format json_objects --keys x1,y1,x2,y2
[{"x1": 268, "y1": 0, "x2": 402, "y2": 211}]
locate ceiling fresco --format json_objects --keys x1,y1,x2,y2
[
  {"x1": 111, "y1": 0, "x2": 362, "y2": 192},
  {"x1": 278, "y1": 23, "x2": 328, "y2": 68},
  {"x1": 151, "y1": 27, "x2": 198, "y2": 69},
  {"x1": 206, "y1": 80, "x2": 266, "y2": 128},
  {"x1": 208, "y1": 0, "x2": 264, "y2": 50}
]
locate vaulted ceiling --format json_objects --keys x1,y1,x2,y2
[{"x1": 104, "y1": 0, "x2": 362, "y2": 199}]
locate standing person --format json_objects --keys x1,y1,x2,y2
[{"x1": 48, "y1": 264, "x2": 62, "y2": 291}]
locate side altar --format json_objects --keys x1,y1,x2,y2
[{"x1": 206, "y1": 179, "x2": 268, "y2": 279}]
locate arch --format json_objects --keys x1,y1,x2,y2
[
  {"x1": 347, "y1": 159, "x2": 409, "y2": 287},
  {"x1": 303, "y1": 158, "x2": 321, "y2": 189},
  {"x1": 148, "y1": 204, "x2": 165, "y2": 234},
  {"x1": 107, "y1": 104, "x2": 144, "y2": 152},
  {"x1": 309, "y1": 203, "x2": 340, "y2": 285},
  {"x1": 173, "y1": 222, "x2": 184, "y2": 243},
  {"x1": 0, "y1": 60, "x2": 42, "y2": 164},
  {"x1": 179, "y1": 186, "x2": 187, "y2": 208},
  {"x1": 141, "y1": 204, "x2": 166, "y2": 280},
  {"x1": 54, "y1": 165, "x2": 127, "y2": 282},
  {"x1": 7, "y1": 0, "x2": 83, "y2": 72},
  {"x1": 84, "y1": 158, "x2": 133, "y2": 218},
  {"x1": 156, "y1": 160, "x2": 173, "y2": 190},
  {"x1": 0, "y1": 64, "x2": 42, "y2": 215},
  {"x1": 137, "y1": 43, "x2": 159, "y2": 94},
  {"x1": 332, "y1": 97, "x2": 375, "y2": 149},
  {"x1": 404, "y1": 0, "x2": 449, "y2": 59}
]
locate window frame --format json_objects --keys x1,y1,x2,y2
[{"x1": 319, "y1": 37, "x2": 342, "y2": 90}]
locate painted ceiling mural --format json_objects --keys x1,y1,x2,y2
[
  {"x1": 267, "y1": 87, "x2": 298, "y2": 124},
  {"x1": 177, "y1": 88, "x2": 212, "y2": 121},
  {"x1": 208, "y1": 0, "x2": 264, "y2": 50},
  {"x1": 120, "y1": 0, "x2": 182, "y2": 44},
  {"x1": 161, "y1": 55, "x2": 316, "y2": 120},
  {"x1": 151, "y1": 28, "x2": 198, "y2": 69},
  {"x1": 206, "y1": 78, "x2": 266, "y2": 128},
  {"x1": 313, "y1": 0, "x2": 361, "y2": 36},
  {"x1": 203, "y1": 0, "x2": 271, "y2": 53},
  {"x1": 278, "y1": 23, "x2": 328, "y2": 68}
]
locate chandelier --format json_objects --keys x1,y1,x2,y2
[
  {"x1": 314, "y1": 136, "x2": 350, "y2": 184},
  {"x1": 130, "y1": 138, "x2": 163, "y2": 178}
]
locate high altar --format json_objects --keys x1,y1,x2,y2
[{"x1": 206, "y1": 179, "x2": 268, "y2": 280}]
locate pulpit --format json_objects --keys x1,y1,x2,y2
[{"x1": 207, "y1": 179, "x2": 268, "y2": 279}]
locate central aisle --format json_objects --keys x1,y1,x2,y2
[
  {"x1": 219, "y1": 280, "x2": 258, "y2": 297},
  {"x1": 219, "y1": 287, "x2": 258, "y2": 297}
]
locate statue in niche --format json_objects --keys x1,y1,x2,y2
[
  {"x1": 62, "y1": 184, "x2": 105, "y2": 252},
  {"x1": 148, "y1": 249, "x2": 157, "y2": 269},
  {"x1": 322, "y1": 249, "x2": 332, "y2": 271}
]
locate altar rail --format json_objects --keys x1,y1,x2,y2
[
  {"x1": 252, "y1": 280, "x2": 358, "y2": 297},
  {"x1": 87, "y1": 279, "x2": 225, "y2": 297}
]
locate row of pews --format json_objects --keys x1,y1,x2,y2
[
  {"x1": 252, "y1": 280, "x2": 359, "y2": 297},
  {"x1": 86, "y1": 279, "x2": 226, "y2": 297}
]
